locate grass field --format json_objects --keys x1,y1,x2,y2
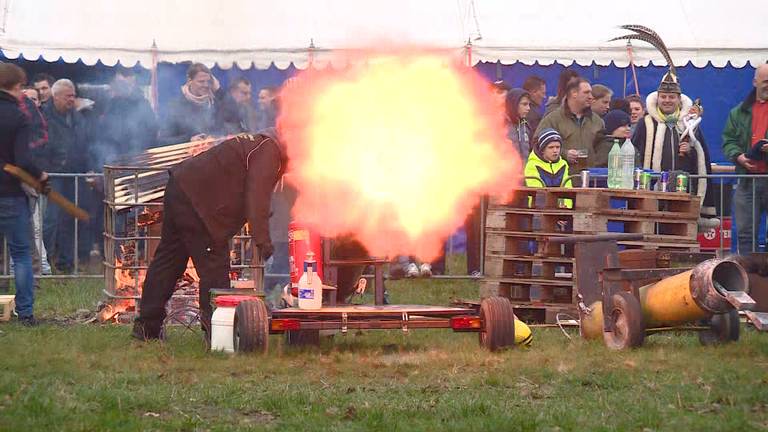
[{"x1": 1, "y1": 270, "x2": 768, "y2": 431}]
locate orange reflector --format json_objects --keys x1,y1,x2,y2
[
  {"x1": 271, "y1": 319, "x2": 301, "y2": 332},
  {"x1": 450, "y1": 316, "x2": 482, "y2": 331}
]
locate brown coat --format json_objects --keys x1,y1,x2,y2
[{"x1": 171, "y1": 132, "x2": 286, "y2": 246}]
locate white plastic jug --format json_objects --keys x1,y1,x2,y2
[{"x1": 298, "y1": 252, "x2": 323, "y2": 310}]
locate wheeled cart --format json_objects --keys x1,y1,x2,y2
[{"x1": 229, "y1": 297, "x2": 518, "y2": 353}]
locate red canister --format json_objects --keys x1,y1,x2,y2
[{"x1": 288, "y1": 221, "x2": 323, "y2": 294}]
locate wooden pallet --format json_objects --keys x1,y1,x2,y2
[
  {"x1": 494, "y1": 187, "x2": 701, "y2": 215},
  {"x1": 485, "y1": 254, "x2": 574, "y2": 279},
  {"x1": 484, "y1": 187, "x2": 702, "y2": 315},
  {"x1": 572, "y1": 213, "x2": 698, "y2": 238},
  {"x1": 485, "y1": 231, "x2": 572, "y2": 257},
  {"x1": 0, "y1": 295, "x2": 15, "y2": 322}
]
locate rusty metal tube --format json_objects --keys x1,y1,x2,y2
[{"x1": 639, "y1": 259, "x2": 748, "y2": 327}]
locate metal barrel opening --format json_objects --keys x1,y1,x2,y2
[{"x1": 712, "y1": 260, "x2": 748, "y2": 295}]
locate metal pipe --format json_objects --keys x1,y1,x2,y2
[
  {"x1": 548, "y1": 233, "x2": 644, "y2": 244},
  {"x1": 638, "y1": 259, "x2": 748, "y2": 327}
]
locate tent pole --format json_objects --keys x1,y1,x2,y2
[
  {"x1": 626, "y1": 41, "x2": 640, "y2": 96},
  {"x1": 464, "y1": 38, "x2": 472, "y2": 68},
  {"x1": 308, "y1": 38, "x2": 315, "y2": 70},
  {"x1": 150, "y1": 40, "x2": 159, "y2": 112}
]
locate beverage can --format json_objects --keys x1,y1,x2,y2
[
  {"x1": 633, "y1": 168, "x2": 643, "y2": 189},
  {"x1": 660, "y1": 171, "x2": 669, "y2": 192},
  {"x1": 640, "y1": 172, "x2": 651, "y2": 190},
  {"x1": 580, "y1": 170, "x2": 590, "y2": 188},
  {"x1": 676, "y1": 173, "x2": 689, "y2": 193}
]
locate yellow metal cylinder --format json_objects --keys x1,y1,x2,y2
[
  {"x1": 579, "y1": 301, "x2": 604, "y2": 340},
  {"x1": 639, "y1": 270, "x2": 708, "y2": 327}
]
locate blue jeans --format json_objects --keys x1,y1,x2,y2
[
  {"x1": 733, "y1": 178, "x2": 768, "y2": 254},
  {"x1": 0, "y1": 197, "x2": 34, "y2": 317}
]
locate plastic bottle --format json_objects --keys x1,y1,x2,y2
[
  {"x1": 607, "y1": 139, "x2": 622, "y2": 189},
  {"x1": 620, "y1": 138, "x2": 636, "y2": 189},
  {"x1": 297, "y1": 251, "x2": 323, "y2": 310}
]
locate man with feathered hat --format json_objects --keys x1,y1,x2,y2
[{"x1": 616, "y1": 25, "x2": 716, "y2": 224}]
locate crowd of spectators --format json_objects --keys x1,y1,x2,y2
[
  {"x1": 1, "y1": 62, "x2": 278, "y2": 281},
  {"x1": 494, "y1": 63, "x2": 768, "y2": 261}
]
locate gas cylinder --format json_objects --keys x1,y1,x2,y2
[{"x1": 288, "y1": 221, "x2": 323, "y2": 297}]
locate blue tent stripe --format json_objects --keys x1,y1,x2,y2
[{"x1": 1, "y1": 49, "x2": 753, "y2": 164}]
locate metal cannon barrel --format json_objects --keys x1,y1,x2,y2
[
  {"x1": 580, "y1": 258, "x2": 749, "y2": 341},
  {"x1": 638, "y1": 259, "x2": 748, "y2": 327}
]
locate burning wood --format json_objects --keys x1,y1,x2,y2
[{"x1": 102, "y1": 227, "x2": 201, "y2": 324}]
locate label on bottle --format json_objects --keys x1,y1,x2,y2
[{"x1": 298, "y1": 288, "x2": 314, "y2": 299}]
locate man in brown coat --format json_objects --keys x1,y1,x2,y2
[{"x1": 132, "y1": 130, "x2": 286, "y2": 340}]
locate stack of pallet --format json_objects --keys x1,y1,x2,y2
[{"x1": 481, "y1": 187, "x2": 701, "y2": 322}]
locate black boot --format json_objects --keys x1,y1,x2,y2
[{"x1": 131, "y1": 319, "x2": 164, "y2": 341}]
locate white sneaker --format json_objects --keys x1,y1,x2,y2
[
  {"x1": 405, "y1": 263, "x2": 419, "y2": 278},
  {"x1": 419, "y1": 263, "x2": 432, "y2": 278}
]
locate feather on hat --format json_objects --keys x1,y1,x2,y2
[{"x1": 610, "y1": 25, "x2": 681, "y2": 94}]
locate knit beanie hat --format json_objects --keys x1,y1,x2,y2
[
  {"x1": 536, "y1": 128, "x2": 562, "y2": 154},
  {"x1": 603, "y1": 109, "x2": 631, "y2": 134}
]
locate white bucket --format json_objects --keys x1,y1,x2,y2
[{"x1": 210, "y1": 306, "x2": 237, "y2": 353}]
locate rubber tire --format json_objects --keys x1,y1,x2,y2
[
  {"x1": 603, "y1": 292, "x2": 645, "y2": 350},
  {"x1": 233, "y1": 299, "x2": 269, "y2": 354},
  {"x1": 479, "y1": 297, "x2": 516, "y2": 351},
  {"x1": 698, "y1": 309, "x2": 740, "y2": 346},
  {"x1": 286, "y1": 329, "x2": 321, "y2": 346}
]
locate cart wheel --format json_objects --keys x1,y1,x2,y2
[
  {"x1": 603, "y1": 292, "x2": 645, "y2": 350},
  {"x1": 479, "y1": 297, "x2": 516, "y2": 351},
  {"x1": 233, "y1": 299, "x2": 269, "y2": 354},
  {"x1": 286, "y1": 330, "x2": 321, "y2": 346},
  {"x1": 698, "y1": 310, "x2": 740, "y2": 346}
]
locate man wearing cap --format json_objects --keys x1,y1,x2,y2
[
  {"x1": 535, "y1": 78, "x2": 604, "y2": 173},
  {"x1": 632, "y1": 70, "x2": 716, "y2": 221}
]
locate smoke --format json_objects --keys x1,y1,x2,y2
[{"x1": 279, "y1": 50, "x2": 521, "y2": 261}]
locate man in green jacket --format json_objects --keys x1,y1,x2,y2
[
  {"x1": 534, "y1": 78, "x2": 604, "y2": 175},
  {"x1": 722, "y1": 64, "x2": 768, "y2": 254}
]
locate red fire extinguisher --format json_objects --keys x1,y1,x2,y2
[{"x1": 288, "y1": 221, "x2": 323, "y2": 296}]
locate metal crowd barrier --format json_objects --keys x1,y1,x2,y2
[
  {"x1": 12, "y1": 170, "x2": 763, "y2": 282},
  {"x1": 1, "y1": 172, "x2": 104, "y2": 280},
  {"x1": 690, "y1": 173, "x2": 768, "y2": 255},
  {"x1": 576, "y1": 171, "x2": 768, "y2": 257}
]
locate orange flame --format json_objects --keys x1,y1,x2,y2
[{"x1": 280, "y1": 51, "x2": 521, "y2": 260}]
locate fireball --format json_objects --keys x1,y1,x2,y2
[{"x1": 279, "y1": 51, "x2": 521, "y2": 260}]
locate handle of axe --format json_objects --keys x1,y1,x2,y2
[{"x1": 2, "y1": 164, "x2": 91, "y2": 222}]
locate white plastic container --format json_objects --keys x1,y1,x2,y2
[
  {"x1": 210, "y1": 306, "x2": 237, "y2": 353},
  {"x1": 607, "y1": 139, "x2": 622, "y2": 189},
  {"x1": 298, "y1": 252, "x2": 323, "y2": 310},
  {"x1": 210, "y1": 295, "x2": 257, "y2": 353},
  {"x1": 620, "y1": 138, "x2": 636, "y2": 189}
]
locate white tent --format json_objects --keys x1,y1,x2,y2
[{"x1": 1, "y1": 0, "x2": 765, "y2": 69}]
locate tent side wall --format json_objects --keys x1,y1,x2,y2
[{"x1": 1, "y1": 50, "x2": 756, "y2": 164}]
